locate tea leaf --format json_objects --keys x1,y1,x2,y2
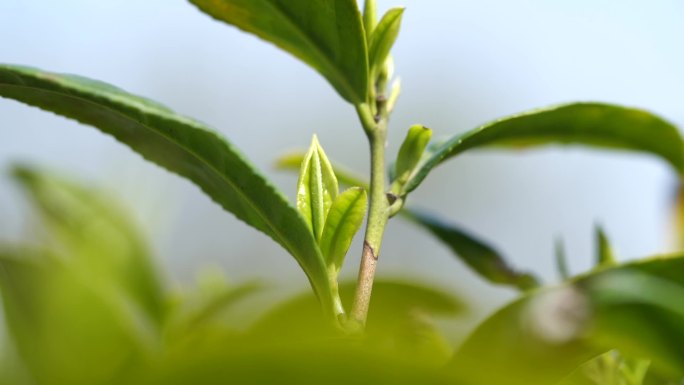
[
  {"x1": 0, "y1": 65, "x2": 335, "y2": 315},
  {"x1": 277, "y1": 151, "x2": 367, "y2": 188},
  {"x1": 0, "y1": 248, "x2": 151, "y2": 385},
  {"x1": 12, "y1": 165, "x2": 166, "y2": 324},
  {"x1": 297, "y1": 135, "x2": 339, "y2": 240},
  {"x1": 404, "y1": 208, "x2": 539, "y2": 291},
  {"x1": 404, "y1": 103, "x2": 684, "y2": 194},
  {"x1": 368, "y1": 7, "x2": 405, "y2": 79},
  {"x1": 451, "y1": 255, "x2": 684, "y2": 384},
  {"x1": 189, "y1": 0, "x2": 369, "y2": 104},
  {"x1": 319, "y1": 187, "x2": 367, "y2": 273},
  {"x1": 392, "y1": 124, "x2": 432, "y2": 185}
]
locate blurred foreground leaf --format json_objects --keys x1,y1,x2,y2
[
  {"x1": 450, "y1": 255, "x2": 684, "y2": 385},
  {"x1": 0, "y1": 248, "x2": 154, "y2": 385},
  {"x1": 12, "y1": 165, "x2": 166, "y2": 324},
  {"x1": 249, "y1": 279, "x2": 464, "y2": 366}
]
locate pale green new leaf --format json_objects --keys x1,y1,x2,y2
[
  {"x1": 368, "y1": 7, "x2": 405, "y2": 78},
  {"x1": 393, "y1": 124, "x2": 432, "y2": 185},
  {"x1": 0, "y1": 65, "x2": 334, "y2": 315},
  {"x1": 277, "y1": 151, "x2": 367, "y2": 188},
  {"x1": 297, "y1": 135, "x2": 339, "y2": 240},
  {"x1": 319, "y1": 187, "x2": 367, "y2": 273},
  {"x1": 189, "y1": 0, "x2": 369, "y2": 104},
  {"x1": 404, "y1": 103, "x2": 684, "y2": 194}
]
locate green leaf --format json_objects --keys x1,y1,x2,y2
[
  {"x1": 403, "y1": 208, "x2": 539, "y2": 291},
  {"x1": 248, "y1": 279, "x2": 464, "y2": 346},
  {"x1": 12, "y1": 165, "x2": 166, "y2": 325},
  {"x1": 319, "y1": 187, "x2": 367, "y2": 273},
  {"x1": 368, "y1": 7, "x2": 405, "y2": 79},
  {"x1": 392, "y1": 124, "x2": 432, "y2": 185},
  {"x1": 595, "y1": 226, "x2": 617, "y2": 267},
  {"x1": 404, "y1": 103, "x2": 684, "y2": 194},
  {"x1": 450, "y1": 255, "x2": 684, "y2": 385},
  {"x1": 0, "y1": 64, "x2": 335, "y2": 315},
  {"x1": 0, "y1": 248, "x2": 151, "y2": 385},
  {"x1": 189, "y1": 0, "x2": 369, "y2": 104},
  {"x1": 297, "y1": 135, "x2": 339, "y2": 240}
]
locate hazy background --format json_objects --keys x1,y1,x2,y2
[{"x1": 1, "y1": 0, "x2": 683, "y2": 319}]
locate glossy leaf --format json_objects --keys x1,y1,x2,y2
[
  {"x1": 297, "y1": 135, "x2": 339, "y2": 240},
  {"x1": 368, "y1": 7, "x2": 404, "y2": 78},
  {"x1": 392, "y1": 124, "x2": 432, "y2": 185},
  {"x1": 404, "y1": 103, "x2": 684, "y2": 194},
  {"x1": 319, "y1": 187, "x2": 367, "y2": 273},
  {"x1": 12, "y1": 165, "x2": 166, "y2": 324},
  {"x1": 0, "y1": 65, "x2": 335, "y2": 314},
  {"x1": 404, "y1": 208, "x2": 539, "y2": 291},
  {"x1": 450, "y1": 255, "x2": 684, "y2": 385},
  {"x1": 189, "y1": 0, "x2": 369, "y2": 104}
]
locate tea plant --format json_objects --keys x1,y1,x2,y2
[{"x1": 1, "y1": 1, "x2": 684, "y2": 384}]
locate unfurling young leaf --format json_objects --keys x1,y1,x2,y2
[
  {"x1": 368, "y1": 7, "x2": 405, "y2": 79},
  {"x1": 277, "y1": 151, "x2": 368, "y2": 188},
  {"x1": 319, "y1": 187, "x2": 368, "y2": 274},
  {"x1": 189, "y1": 0, "x2": 369, "y2": 104},
  {"x1": 297, "y1": 135, "x2": 339, "y2": 240},
  {"x1": 392, "y1": 124, "x2": 432, "y2": 185}
]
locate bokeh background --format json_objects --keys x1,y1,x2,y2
[{"x1": 1, "y1": 0, "x2": 683, "y2": 323}]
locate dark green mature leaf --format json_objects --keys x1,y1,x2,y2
[
  {"x1": 368, "y1": 7, "x2": 404, "y2": 78},
  {"x1": 403, "y1": 208, "x2": 539, "y2": 291},
  {"x1": 450, "y1": 255, "x2": 684, "y2": 385},
  {"x1": 319, "y1": 187, "x2": 367, "y2": 273},
  {"x1": 12, "y1": 165, "x2": 166, "y2": 324},
  {"x1": 189, "y1": 0, "x2": 369, "y2": 104},
  {"x1": 403, "y1": 103, "x2": 684, "y2": 194},
  {"x1": 0, "y1": 65, "x2": 335, "y2": 315}
]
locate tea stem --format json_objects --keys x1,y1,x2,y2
[{"x1": 351, "y1": 103, "x2": 389, "y2": 325}]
